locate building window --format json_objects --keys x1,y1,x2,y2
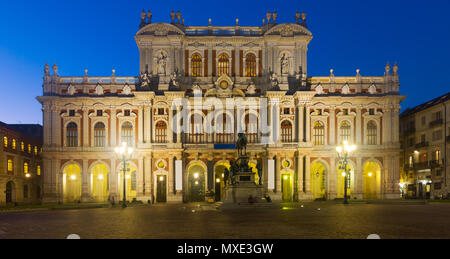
[
  {"x1": 66, "y1": 122, "x2": 78, "y2": 147},
  {"x1": 37, "y1": 165, "x2": 41, "y2": 176},
  {"x1": 158, "y1": 108, "x2": 165, "y2": 115},
  {"x1": 12, "y1": 139, "x2": 16, "y2": 150},
  {"x1": 121, "y1": 122, "x2": 134, "y2": 146},
  {"x1": 435, "y1": 150, "x2": 441, "y2": 161},
  {"x1": 124, "y1": 110, "x2": 131, "y2": 117},
  {"x1": 245, "y1": 114, "x2": 258, "y2": 144},
  {"x1": 421, "y1": 116, "x2": 426, "y2": 126},
  {"x1": 27, "y1": 144, "x2": 31, "y2": 153},
  {"x1": 3, "y1": 136, "x2": 7, "y2": 148},
  {"x1": 69, "y1": 110, "x2": 76, "y2": 117},
  {"x1": 420, "y1": 134, "x2": 426, "y2": 143},
  {"x1": 313, "y1": 121, "x2": 325, "y2": 146},
  {"x1": 188, "y1": 114, "x2": 205, "y2": 143},
  {"x1": 284, "y1": 108, "x2": 290, "y2": 115},
  {"x1": 23, "y1": 185, "x2": 28, "y2": 199},
  {"x1": 21, "y1": 141, "x2": 24, "y2": 151},
  {"x1": 245, "y1": 53, "x2": 257, "y2": 77},
  {"x1": 97, "y1": 110, "x2": 103, "y2": 117},
  {"x1": 432, "y1": 130, "x2": 442, "y2": 141},
  {"x1": 94, "y1": 122, "x2": 106, "y2": 147},
  {"x1": 340, "y1": 121, "x2": 351, "y2": 143},
  {"x1": 34, "y1": 146, "x2": 38, "y2": 155},
  {"x1": 23, "y1": 162, "x2": 29, "y2": 175},
  {"x1": 155, "y1": 121, "x2": 167, "y2": 143},
  {"x1": 281, "y1": 120, "x2": 293, "y2": 143},
  {"x1": 369, "y1": 109, "x2": 375, "y2": 116},
  {"x1": 218, "y1": 53, "x2": 229, "y2": 76},
  {"x1": 367, "y1": 121, "x2": 378, "y2": 145},
  {"x1": 7, "y1": 159, "x2": 13, "y2": 173},
  {"x1": 191, "y1": 53, "x2": 202, "y2": 77}
]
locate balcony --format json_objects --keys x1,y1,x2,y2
[
  {"x1": 415, "y1": 141, "x2": 429, "y2": 149},
  {"x1": 404, "y1": 128, "x2": 416, "y2": 136},
  {"x1": 430, "y1": 160, "x2": 444, "y2": 168},
  {"x1": 429, "y1": 119, "x2": 443, "y2": 127},
  {"x1": 413, "y1": 161, "x2": 430, "y2": 170}
]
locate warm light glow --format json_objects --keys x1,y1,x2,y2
[
  {"x1": 336, "y1": 146, "x2": 343, "y2": 153},
  {"x1": 126, "y1": 175, "x2": 131, "y2": 179},
  {"x1": 98, "y1": 174, "x2": 104, "y2": 180},
  {"x1": 342, "y1": 172, "x2": 347, "y2": 177},
  {"x1": 284, "y1": 175, "x2": 289, "y2": 180},
  {"x1": 128, "y1": 148, "x2": 133, "y2": 154},
  {"x1": 368, "y1": 172, "x2": 373, "y2": 177},
  {"x1": 25, "y1": 173, "x2": 31, "y2": 178},
  {"x1": 216, "y1": 178, "x2": 221, "y2": 183},
  {"x1": 115, "y1": 147, "x2": 120, "y2": 154},
  {"x1": 194, "y1": 173, "x2": 199, "y2": 179},
  {"x1": 414, "y1": 150, "x2": 419, "y2": 154},
  {"x1": 195, "y1": 181, "x2": 199, "y2": 185},
  {"x1": 159, "y1": 176, "x2": 164, "y2": 182},
  {"x1": 71, "y1": 175, "x2": 77, "y2": 180}
]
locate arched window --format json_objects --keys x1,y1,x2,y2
[
  {"x1": 12, "y1": 139, "x2": 16, "y2": 150},
  {"x1": 66, "y1": 122, "x2": 78, "y2": 147},
  {"x1": 218, "y1": 53, "x2": 229, "y2": 76},
  {"x1": 188, "y1": 114, "x2": 204, "y2": 143},
  {"x1": 191, "y1": 53, "x2": 202, "y2": 77},
  {"x1": 37, "y1": 165, "x2": 41, "y2": 176},
  {"x1": 245, "y1": 53, "x2": 257, "y2": 77},
  {"x1": 367, "y1": 121, "x2": 378, "y2": 145},
  {"x1": 155, "y1": 121, "x2": 167, "y2": 143},
  {"x1": 216, "y1": 113, "x2": 234, "y2": 144},
  {"x1": 245, "y1": 114, "x2": 259, "y2": 144},
  {"x1": 94, "y1": 122, "x2": 106, "y2": 147},
  {"x1": 23, "y1": 162, "x2": 29, "y2": 175},
  {"x1": 3, "y1": 136, "x2": 7, "y2": 148},
  {"x1": 313, "y1": 121, "x2": 325, "y2": 146},
  {"x1": 28, "y1": 144, "x2": 31, "y2": 153},
  {"x1": 21, "y1": 141, "x2": 24, "y2": 151},
  {"x1": 340, "y1": 121, "x2": 351, "y2": 143},
  {"x1": 281, "y1": 120, "x2": 293, "y2": 143},
  {"x1": 121, "y1": 122, "x2": 134, "y2": 146},
  {"x1": 7, "y1": 159, "x2": 13, "y2": 174}
]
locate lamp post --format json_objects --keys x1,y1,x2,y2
[
  {"x1": 336, "y1": 141, "x2": 357, "y2": 205},
  {"x1": 115, "y1": 142, "x2": 134, "y2": 208}
]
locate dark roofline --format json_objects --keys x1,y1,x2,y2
[{"x1": 400, "y1": 92, "x2": 450, "y2": 118}]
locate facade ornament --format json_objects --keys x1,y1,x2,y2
[
  {"x1": 393, "y1": 62, "x2": 399, "y2": 75},
  {"x1": 176, "y1": 10, "x2": 182, "y2": 23},
  {"x1": 385, "y1": 62, "x2": 391, "y2": 75},
  {"x1": 281, "y1": 53, "x2": 289, "y2": 75},
  {"x1": 315, "y1": 83, "x2": 324, "y2": 94},
  {"x1": 246, "y1": 83, "x2": 257, "y2": 95},
  {"x1": 170, "y1": 10, "x2": 176, "y2": 24},
  {"x1": 295, "y1": 11, "x2": 301, "y2": 24},
  {"x1": 44, "y1": 62, "x2": 50, "y2": 75},
  {"x1": 122, "y1": 83, "x2": 132, "y2": 95},
  {"x1": 368, "y1": 84, "x2": 377, "y2": 94},
  {"x1": 342, "y1": 84, "x2": 350, "y2": 95},
  {"x1": 272, "y1": 10, "x2": 278, "y2": 24},
  {"x1": 52, "y1": 63, "x2": 58, "y2": 75},
  {"x1": 270, "y1": 72, "x2": 279, "y2": 88},
  {"x1": 139, "y1": 71, "x2": 151, "y2": 87},
  {"x1": 262, "y1": 18, "x2": 266, "y2": 25},
  {"x1": 140, "y1": 9, "x2": 147, "y2": 28},
  {"x1": 147, "y1": 9, "x2": 152, "y2": 24},
  {"x1": 95, "y1": 83, "x2": 104, "y2": 95},
  {"x1": 329, "y1": 69, "x2": 335, "y2": 83},
  {"x1": 236, "y1": 18, "x2": 239, "y2": 26},
  {"x1": 209, "y1": 18, "x2": 212, "y2": 26},
  {"x1": 192, "y1": 84, "x2": 202, "y2": 96},
  {"x1": 356, "y1": 68, "x2": 361, "y2": 82},
  {"x1": 111, "y1": 69, "x2": 116, "y2": 78},
  {"x1": 67, "y1": 84, "x2": 76, "y2": 96},
  {"x1": 301, "y1": 11, "x2": 307, "y2": 27},
  {"x1": 156, "y1": 51, "x2": 168, "y2": 75},
  {"x1": 266, "y1": 10, "x2": 272, "y2": 24},
  {"x1": 170, "y1": 71, "x2": 179, "y2": 87}
]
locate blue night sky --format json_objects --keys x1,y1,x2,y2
[{"x1": 0, "y1": 0, "x2": 449, "y2": 124}]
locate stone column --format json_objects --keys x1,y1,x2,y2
[
  {"x1": 42, "y1": 105, "x2": 52, "y2": 146},
  {"x1": 305, "y1": 106, "x2": 311, "y2": 143},
  {"x1": 329, "y1": 108, "x2": 336, "y2": 145},
  {"x1": 81, "y1": 159, "x2": 89, "y2": 202},
  {"x1": 110, "y1": 158, "x2": 117, "y2": 199},
  {"x1": 329, "y1": 157, "x2": 336, "y2": 199},
  {"x1": 297, "y1": 105, "x2": 304, "y2": 142},
  {"x1": 110, "y1": 108, "x2": 117, "y2": 147},
  {"x1": 355, "y1": 156, "x2": 363, "y2": 199},
  {"x1": 382, "y1": 107, "x2": 391, "y2": 144},
  {"x1": 356, "y1": 107, "x2": 362, "y2": 145},
  {"x1": 137, "y1": 156, "x2": 145, "y2": 199},
  {"x1": 82, "y1": 108, "x2": 89, "y2": 147},
  {"x1": 393, "y1": 108, "x2": 400, "y2": 143},
  {"x1": 144, "y1": 155, "x2": 153, "y2": 202},
  {"x1": 176, "y1": 106, "x2": 182, "y2": 143},
  {"x1": 145, "y1": 105, "x2": 152, "y2": 144},
  {"x1": 275, "y1": 155, "x2": 281, "y2": 192},
  {"x1": 52, "y1": 106, "x2": 61, "y2": 147},
  {"x1": 305, "y1": 155, "x2": 311, "y2": 194},
  {"x1": 297, "y1": 154, "x2": 304, "y2": 194},
  {"x1": 168, "y1": 104, "x2": 174, "y2": 144},
  {"x1": 138, "y1": 106, "x2": 144, "y2": 145},
  {"x1": 168, "y1": 155, "x2": 175, "y2": 197}
]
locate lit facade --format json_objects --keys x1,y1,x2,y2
[
  {"x1": 0, "y1": 122, "x2": 43, "y2": 205},
  {"x1": 37, "y1": 10, "x2": 405, "y2": 204},
  {"x1": 400, "y1": 93, "x2": 450, "y2": 199}
]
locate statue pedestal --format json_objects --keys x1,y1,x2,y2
[{"x1": 222, "y1": 172, "x2": 265, "y2": 205}]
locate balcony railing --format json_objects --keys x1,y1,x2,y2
[
  {"x1": 429, "y1": 119, "x2": 443, "y2": 127},
  {"x1": 430, "y1": 160, "x2": 444, "y2": 168},
  {"x1": 414, "y1": 161, "x2": 430, "y2": 170},
  {"x1": 415, "y1": 141, "x2": 429, "y2": 149}
]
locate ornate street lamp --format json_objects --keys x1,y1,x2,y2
[
  {"x1": 115, "y1": 142, "x2": 134, "y2": 208},
  {"x1": 336, "y1": 141, "x2": 357, "y2": 205}
]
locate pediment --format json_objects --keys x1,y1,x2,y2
[
  {"x1": 136, "y1": 23, "x2": 185, "y2": 36},
  {"x1": 265, "y1": 23, "x2": 312, "y2": 37}
]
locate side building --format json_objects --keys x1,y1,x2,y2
[
  {"x1": 37, "y1": 10, "x2": 405, "y2": 204},
  {"x1": 400, "y1": 93, "x2": 450, "y2": 199},
  {"x1": 0, "y1": 122, "x2": 43, "y2": 205}
]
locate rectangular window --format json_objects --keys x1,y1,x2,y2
[
  {"x1": 69, "y1": 110, "x2": 76, "y2": 117},
  {"x1": 284, "y1": 108, "x2": 290, "y2": 115},
  {"x1": 434, "y1": 183, "x2": 442, "y2": 190},
  {"x1": 158, "y1": 108, "x2": 165, "y2": 115},
  {"x1": 432, "y1": 130, "x2": 442, "y2": 141},
  {"x1": 421, "y1": 134, "x2": 426, "y2": 143},
  {"x1": 369, "y1": 109, "x2": 375, "y2": 116},
  {"x1": 97, "y1": 110, "x2": 103, "y2": 117},
  {"x1": 124, "y1": 110, "x2": 131, "y2": 116}
]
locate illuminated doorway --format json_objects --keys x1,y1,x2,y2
[
  {"x1": 336, "y1": 163, "x2": 354, "y2": 199},
  {"x1": 363, "y1": 161, "x2": 381, "y2": 200},
  {"x1": 214, "y1": 162, "x2": 230, "y2": 202},
  {"x1": 188, "y1": 164, "x2": 206, "y2": 202},
  {"x1": 282, "y1": 173, "x2": 293, "y2": 202},
  {"x1": 91, "y1": 163, "x2": 110, "y2": 202},
  {"x1": 156, "y1": 175, "x2": 167, "y2": 203},
  {"x1": 311, "y1": 161, "x2": 327, "y2": 200},
  {"x1": 63, "y1": 164, "x2": 82, "y2": 203}
]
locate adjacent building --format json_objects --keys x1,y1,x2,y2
[
  {"x1": 37, "y1": 10, "x2": 405, "y2": 204},
  {"x1": 400, "y1": 93, "x2": 450, "y2": 199},
  {"x1": 0, "y1": 122, "x2": 43, "y2": 205}
]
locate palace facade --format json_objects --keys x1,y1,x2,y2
[{"x1": 38, "y1": 10, "x2": 405, "y2": 204}]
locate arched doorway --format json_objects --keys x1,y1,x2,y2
[
  {"x1": 118, "y1": 162, "x2": 137, "y2": 202},
  {"x1": 336, "y1": 163, "x2": 354, "y2": 199},
  {"x1": 363, "y1": 161, "x2": 381, "y2": 200},
  {"x1": 156, "y1": 175, "x2": 167, "y2": 203},
  {"x1": 5, "y1": 181, "x2": 15, "y2": 204},
  {"x1": 91, "y1": 163, "x2": 110, "y2": 202},
  {"x1": 63, "y1": 164, "x2": 82, "y2": 203},
  {"x1": 188, "y1": 163, "x2": 206, "y2": 202},
  {"x1": 281, "y1": 173, "x2": 293, "y2": 202},
  {"x1": 214, "y1": 162, "x2": 230, "y2": 202},
  {"x1": 311, "y1": 161, "x2": 327, "y2": 200}
]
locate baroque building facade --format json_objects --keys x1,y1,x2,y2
[
  {"x1": 38, "y1": 10, "x2": 404, "y2": 204},
  {"x1": 400, "y1": 93, "x2": 450, "y2": 199},
  {"x1": 0, "y1": 122, "x2": 43, "y2": 205}
]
